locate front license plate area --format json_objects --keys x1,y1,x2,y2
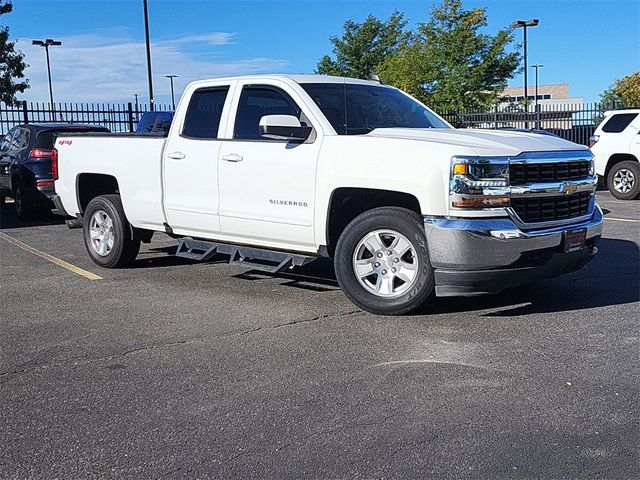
[{"x1": 563, "y1": 229, "x2": 587, "y2": 253}]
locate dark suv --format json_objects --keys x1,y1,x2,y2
[{"x1": 0, "y1": 124, "x2": 109, "y2": 218}]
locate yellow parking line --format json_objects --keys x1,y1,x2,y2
[
  {"x1": 605, "y1": 217, "x2": 640, "y2": 223},
  {"x1": 0, "y1": 231, "x2": 102, "y2": 280}
]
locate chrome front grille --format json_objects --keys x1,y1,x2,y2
[
  {"x1": 511, "y1": 192, "x2": 591, "y2": 223},
  {"x1": 507, "y1": 151, "x2": 596, "y2": 227},
  {"x1": 510, "y1": 161, "x2": 591, "y2": 184}
]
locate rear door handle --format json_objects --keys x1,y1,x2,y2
[
  {"x1": 222, "y1": 154, "x2": 243, "y2": 163},
  {"x1": 167, "y1": 151, "x2": 186, "y2": 160}
]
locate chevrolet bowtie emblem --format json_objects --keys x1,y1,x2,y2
[{"x1": 560, "y1": 182, "x2": 578, "y2": 194}]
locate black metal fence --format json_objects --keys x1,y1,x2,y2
[
  {"x1": 0, "y1": 100, "x2": 632, "y2": 146},
  {"x1": 439, "y1": 102, "x2": 632, "y2": 146},
  {"x1": 0, "y1": 101, "x2": 172, "y2": 135}
]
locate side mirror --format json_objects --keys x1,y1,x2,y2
[{"x1": 259, "y1": 115, "x2": 312, "y2": 142}]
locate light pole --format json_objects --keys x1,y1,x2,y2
[
  {"x1": 511, "y1": 19, "x2": 539, "y2": 128},
  {"x1": 134, "y1": 93, "x2": 140, "y2": 121},
  {"x1": 32, "y1": 38, "x2": 61, "y2": 120},
  {"x1": 532, "y1": 64, "x2": 544, "y2": 129},
  {"x1": 143, "y1": 0, "x2": 154, "y2": 111},
  {"x1": 165, "y1": 74, "x2": 179, "y2": 110}
]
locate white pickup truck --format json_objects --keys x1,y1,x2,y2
[{"x1": 53, "y1": 75, "x2": 603, "y2": 315}]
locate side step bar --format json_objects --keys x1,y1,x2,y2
[
  {"x1": 175, "y1": 237, "x2": 317, "y2": 274},
  {"x1": 65, "y1": 217, "x2": 83, "y2": 229}
]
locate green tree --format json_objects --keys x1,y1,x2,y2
[
  {"x1": 378, "y1": 0, "x2": 520, "y2": 112},
  {"x1": 617, "y1": 72, "x2": 640, "y2": 106},
  {"x1": 0, "y1": 1, "x2": 28, "y2": 105},
  {"x1": 315, "y1": 11, "x2": 409, "y2": 79},
  {"x1": 600, "y1": 72, "x2": 640, "y2": 108},
  {"x1": 599, "y1": 83, "x2": 622, "y2": 108}
]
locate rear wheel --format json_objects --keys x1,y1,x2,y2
[
  {"x1": 83, "y1": 194, "x2": 140, "y2": 268},
  {"x1": 334, "y1": 207, "x2": 434, "y2": 315},
  {"x1": 608, "y1": 160, "x2": 640, "y2": 200},
  {"x1": 14, "y1": 183, "x2": 35, "y2": 220}
]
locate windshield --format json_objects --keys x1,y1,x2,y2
[{"x1": 300, "y1": 82, "x2": 450, "y2": 135}]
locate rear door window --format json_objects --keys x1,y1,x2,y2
[
  {"x1": 35, "y1": 132, "x2": 59, "y2": 148},
  {"x1": 182, "y1": 87, "x2": 229, "y2": 139},
  {"x1": 602, "y1": 113, "x2": 638, "y2": 133}
]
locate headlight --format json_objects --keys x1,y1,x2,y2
[{"x1": 450, "y1": 156, "x2": 510, "y2": 209}]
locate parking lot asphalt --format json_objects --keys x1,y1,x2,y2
[{"x1": 1, "y1": 192, "x2": 638, "y2": 479}]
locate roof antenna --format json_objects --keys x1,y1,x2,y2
[{"x1": 368, "y1": 73, "x2": 381, "y2": 84}]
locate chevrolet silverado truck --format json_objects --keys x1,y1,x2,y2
[{"x1": 52, "y1": 75, "x2": 603, "y2": 315}]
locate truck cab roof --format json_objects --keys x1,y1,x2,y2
[{"x1": 186, "y1": 74, "x2": 383, "y2": 88}]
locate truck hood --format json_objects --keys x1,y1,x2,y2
[{"x1": 366, "y1": 128, "x2": 588, "y2": 156}]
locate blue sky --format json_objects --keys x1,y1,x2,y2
[{"x1": 7, "y1": 0, "x2": 640, "y2": 105}]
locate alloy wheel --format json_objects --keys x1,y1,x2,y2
[
  {"x1": 89, "y1": 209, "x2": 115, "y2": 256},
  {"x1": 352, "y1": 229, "x2": 419, "y2": 298},
  {"x1": 613, "y1": 168, "x2": 635, "y2": 194}
]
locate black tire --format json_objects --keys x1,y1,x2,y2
[
  {"x1": 14, "y1": 182, "x2": 35, "y2": 220},
  {"x1": 334, "y1": 207, "x2": 435, "y2": 315},
  {"x1": 607, "y1": 160, "x2": 640, "y2": 200},
  {"x1": 83, "y1": 194, "x2": 140, "y2": 268}
]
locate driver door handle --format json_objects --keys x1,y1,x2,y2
[
  {"x1": 167, "y1": 151, "x2": 186, "y2": 160},
  {"x1": 222, "y1": 154, "x2": 243, "y2": 163}
]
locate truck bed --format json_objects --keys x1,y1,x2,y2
[{"x1": 54, "y1": 134, "x2": 168, "y2": 231}]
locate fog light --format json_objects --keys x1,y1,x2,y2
[{"x1": 452, "y1": 196, "x2": 510, "y2": 208}]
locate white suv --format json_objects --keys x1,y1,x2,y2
[{"x1": 591, "y1": 109, "x2": 640, "y2": 200}]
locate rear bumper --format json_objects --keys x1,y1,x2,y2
[
  {"x1": 37, "y1": 185, "x2": 56, "y2": 200},
  {"x1": 51, "y1": 194, "x2": 71, "y2": 217},
  {"x1": 424, "y1": 205, "x2": 603, "y2": 296}
]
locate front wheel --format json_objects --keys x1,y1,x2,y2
[
  {"x1": 334, "y1": 207, "x2": 434, "y2": 315},
  {"x1": 608, "y1": 160, "x2": 640, "y2": 200},
  {"x1": 83, "y1": 194, "x2": 140, "y2": 268}
]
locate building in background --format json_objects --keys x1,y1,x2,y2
[
  {"x1": 501, "y1": 83, "x2": 583, "y2": 106},
  {"x1": 498, "y1": 83, "x2": 584, "y2": 129}
]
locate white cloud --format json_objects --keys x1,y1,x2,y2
[
  {"x1": 158, "y1": 32, "x2": 237, "y2": 46},
  {"x1": 17, "y1": 31, "x2": 289, "y2": 105}
]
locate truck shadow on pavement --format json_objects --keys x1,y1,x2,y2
[
  {"x1": 133, "y1": 245, "x2": 229, "y2": 269},
  {"x1": 419, "y1": 237, "x2": 638, "y2": 316},
  {"x1": 233, "y1": 258, "x2": 341, "y2": 292},
  {"x1": 232, "y1": 238, "x2": 639, "y2": 315}
]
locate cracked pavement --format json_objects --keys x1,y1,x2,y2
[{"x1": 1, "y1": 191, "x2": 639, "y2": 479}]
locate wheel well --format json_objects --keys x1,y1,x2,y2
[
  {"x1": 76, "y1": 173, "x2": 120, "y2": 213},
  {"x1": 605, "y1": 153, "x2": 638, "y2": 180},
  {"x1": 325, "y1": 187, "x2": 422, "y2": 257},
  {"x1": 10, "y1": 171, "x2": 29, "y2": 192}
]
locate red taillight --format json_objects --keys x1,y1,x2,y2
[
  {"x1": 51, "y1": 147, "x2": 59, "y2": 180},
  {"x1": 588, "y1": 135, "x2": 600, "y2": 148},
  {"x1": 36, "y1": 180, "x2": 55, "y2": 188},
  {"x1": 29, "y1": 148, "x2": 53, "y2": 159}
]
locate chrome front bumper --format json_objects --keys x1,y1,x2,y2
[{"x1": 423, "y1": 205, "x2": 604, "y2": 296}]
